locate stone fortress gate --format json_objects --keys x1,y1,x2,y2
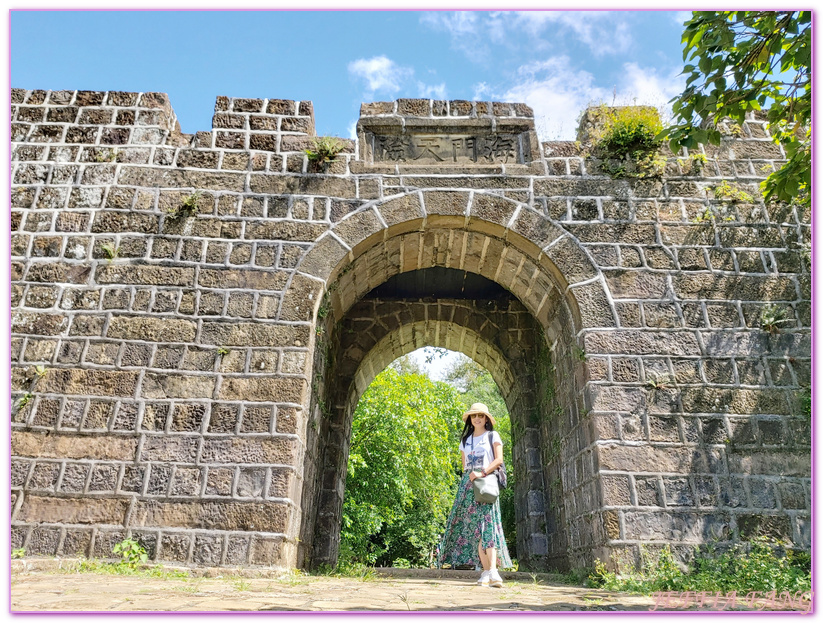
[{"x1": 10, "y1": 89, "x2": 810, "y2": 572}]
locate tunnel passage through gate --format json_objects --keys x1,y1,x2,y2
[{"x1": 292, "y1": 194, "x2": 611, "y2": 572}]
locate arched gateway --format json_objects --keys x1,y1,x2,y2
[{"x1": 10, "y1": 90, "x2": 810, "y2": 572}]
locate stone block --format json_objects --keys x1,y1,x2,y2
[
  {"x1": 201, "y1": 437, "x2": 297, "y2": 465},
  {"x1": 140, "y1": 436, "x2": 199, "y2": 463},
  {"x1": 17, "y1": 495, "x2": 128, "y2": 525},
  {"x1": 584, "y1": 330, "x2": 700, "y2": 356},
  {"x1": 245, "y1": 220, "x2": 329, "y2": 242},
  {"x1": 27, "y1": 526, "x2": 61, "y2": 555},
  {"x1": 95, "y1": 264, "x2": 195, "y2": 287},
  {"x1": 198, "y1": 268, "x2": 289, "y2": 291},
  {"x1": 141, "y1": 373, "x2": 215, "y2": 400},
  {"x1": 206, "y1": 468, "x2": 235, "y2": 496},
  {"x1": 604, "y1": 270, "x2": 668, "y2": 299},
  {"x1": 737, "y1": 514, "x2": 792, "y2": 541},
  {"x1": 61, "y1": 529, "x2": 92, "y2": 556},
  {"x1": 131, "y1": 500, "x2": 290, "y2": 532},
  {"x1": 201, "y1": 322, "x2": 310, "y2": 348},
  {"x1": 727, "y1": 450, "x2": 809, "y2": 477},
  {"x1": 33, "y1": 367, "x2": 137, "y2": 397},
  {"x1": 623, "y1": 511, "x2": 729, "y2": 542},
  {"x1": 107, "y1": 316, "x2": 197, "y2": 342},
  {"x1": 218, "y1": 377, "x2": 305, "y2": 403},
  {"x1": 192, "y1": 534, "x2": 224, "y2": 565},
  {"x1": 25, "y1": 262, "x2": 92, "y2": 285},
  {"x1": 599, "y1": 444, "x2": 708, "y2": 474},
  {"x1": 248, "y1": 174, "x2": 356, "y2": 198}
]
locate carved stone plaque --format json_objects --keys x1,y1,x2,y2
[{"x1": 371, "y1": 133, "x2": 522, "y2": 164}]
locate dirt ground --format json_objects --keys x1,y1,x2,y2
[
  {"x1": 11, "y1": 559, "x2": 805, "y2": 614},
  {"x1": 10, "y1": 559, "x2": 659, "y2": 613}
]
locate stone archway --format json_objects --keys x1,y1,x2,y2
[{"x1": 285, "y1": 190, "x2": 616, "y2": 571}]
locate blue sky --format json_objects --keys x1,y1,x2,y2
[{"x1": 11, "y1": 9, "x2": 692, "y2": 140}]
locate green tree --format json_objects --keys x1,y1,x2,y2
[
  {"x1": 443, "y1": 355, "x2": 516, "y2": 558},
  {"x1": 341, "y1": 368, "x2": 464, "y2": 567},
  {"x1": 664, "y1": 11, "x2": 811, "y2": 205}
]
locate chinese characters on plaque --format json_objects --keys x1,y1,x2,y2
[{"x1": 373, "y1": 134, "x2": 520, "y2": 164}]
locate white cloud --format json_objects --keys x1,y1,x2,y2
[
  {"x1": 673, "y1": 11, "x2": 693, "y2": 26},
  {"x1": 615, "y1": 62, "x2": 685, "y2": 123},
  {"x1": 493, "y1": 57, "x2": 685, "y2": 140},
  {"x1": 510, "y1": 11, "x2": 633, "y2": 57},
  {"x1": 500, "y1": 57, "x2": 609, "y2": 140},
  {"x1": 422, "y1": 11, "x2": 635, "y2": 59},
  {"x1": 472, "y1": 82, "x2": 491, "y2": 101},
  {"x1": 417, "y1": 81, "x2": 447, "y2": 100},
  {"x1": 348, "y1": 56, "x2": 413, "y2": 97}
]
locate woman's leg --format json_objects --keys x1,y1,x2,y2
[
  {"x1": 487, "y1": 547, "x2": 497, "y2": 570},
  {"x1": 477, "y1": 542, "x2": 490, "y2": 570}
]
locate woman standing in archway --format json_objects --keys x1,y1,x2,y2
[{"x1": 436, "y1": 403, "x2": 511, "y2": 587}]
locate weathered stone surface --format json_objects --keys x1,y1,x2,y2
[
  {"x1": 727, "y1": 451, "x2": 810, "y2": 477},
  {"x1": 598, "y1": 444, "x2": 708, "y2": 473},
  {"x1": 95, "y1": 264, "x2": 195, "y2": 286},
  {"x1": 201, "y1": 437, "x2": 297, "y2": 464},
  {"x1": 11, "y1": 312, "x2": 68, "y2": 336},
  {"x1": 199, "y1": 269, "x2": 289, "y2": 291},
  {"x1": 118, "y1": 166, "x2": 245, "y2": 191},
  {"x1": 604, "y1": 270, "x2": 668, "y2": 299},
  {"x1": 12, "y1": 431, "x2": 137, "y2": 461},
  {"x1": 249, "y1": 174, "x2": 356, "y2": 198},
  {"x1": 140, "y1": 436, "x2": 200, "y2": 462},
  {"x1": 141, "y1": 373, "x2": 216, "y2": 399},
  {"x1": 201, "y1": 322, "x2": 310, "y2": 347},
  {"x1": 107, "y1": 316, "x2": 197, "y2": 342},
  {"x1": 245, "y1": 221, "x2": 328, "y2": 242},
  {"x1": 623, "y1": 511, "x2": 729, "y2": 542},
  {"x1": 38, "y1": 369, "x2": 139, "y2": 397},
  {"x1": 218, "y1": 377, "x2": 306, "y2": 403},
  {"x1": 584, "y1": 330, "x2": 700, "y2": 356},
  {"x1": 130, "y1": 500, "x2": 290, "y2": 532},
  {"x1": 17, "y1": 495, "x2": 129, "y2": 525}
]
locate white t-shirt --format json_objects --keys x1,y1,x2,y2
[{"x1": 460, "y1": 431, "x2": 502, "y2": 472}]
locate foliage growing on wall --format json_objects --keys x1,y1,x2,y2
[
  {"x1": 587, "y1": 106, "x2": 666, "y2": 179},
  {"x1": 663, "y1": 11, "x2": 811, "y2": 206}
]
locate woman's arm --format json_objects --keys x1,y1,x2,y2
[
  {"x1": 460, "y1": 450, "x2": 466, "y2": 471},
  {"x1": 482, "y1": 442, "x2": 504, "y2": 476}
]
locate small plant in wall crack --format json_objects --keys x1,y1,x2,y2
[
  {"x1": 101, "y1": 242, "x2": 121, "y2": 262},
  {"x1": 216, "y1": 346, "x2": 230, "y2": 356},
  {"x1": 305, "y1": 136, "x2": 346, "y2": 172},
  {"x1": 11, "y1": 548, "x2": 25, "y2": 560},
  {"x1": 645, "y1": 372, "x2": 673, "y2": 391},
  {"x1": 711, "y1": 180, "x2": 754, "y2": 203},
  {"x1": 760, "y1": 304, "x2": 792, "y2": 335},
  {"x1": 15, "y1": 392, "x2": 33, "y2": 412},
  {"x1": 167, "y1": 191, "x2": 202, "y2": 220}
]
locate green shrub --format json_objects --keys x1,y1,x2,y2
[
  {"x1": 112, "y1": 538, "x2": 148, "y2": 570},
  {"x1": 594, "y1": 106, "x2": 664, "y2": 160}
]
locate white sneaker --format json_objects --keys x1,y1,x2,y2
[
  {"x1": 489, "y1": 569, "x2": 503, "y2": 588},
  {"x1": 477, "y1": 570, "x2": 490, "y2": 586}
]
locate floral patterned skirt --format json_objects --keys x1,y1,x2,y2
[{"x1": 436, "y1": 471, "x2": 512, "y2": 569}]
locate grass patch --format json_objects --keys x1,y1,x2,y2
[
  {"x1": 588, "y1": 539, "x2": 810, "y2": 597},
  {"x1": 56, "y1": 558, "x2": 190, "y2": 580}
]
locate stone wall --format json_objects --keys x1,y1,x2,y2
[{"x1": 10, "y1": 89, "x2": 810, "y2": 571}]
